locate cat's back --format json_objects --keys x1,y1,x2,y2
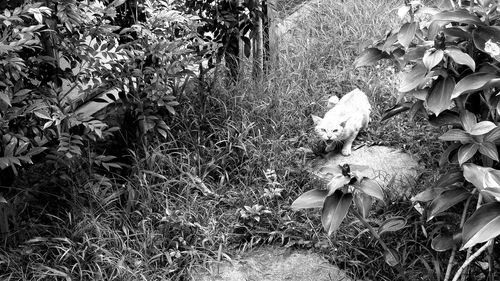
[
  {"x1": 338, "y1": 88, "x2": 370, "y2": 110},
  {"x1": 325, "y1": 89, "x2": 371, "y2": 118}
]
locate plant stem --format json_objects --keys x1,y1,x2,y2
[
  {"x1": 351, "y1": 209, "x2": 392, "y2": 257},
  {"x1": 462, "y1": 192, "x2": 483, "y2": 281},
  {"x1": 444, "y1": 195, "x2": 471, "y2": 281},
  {"x1": 452, "y1": 239, "x2": 493, "y2": 281}
]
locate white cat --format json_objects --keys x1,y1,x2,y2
[{"x1": 312, "y1": 88, "x2": 371, "y2": 156}]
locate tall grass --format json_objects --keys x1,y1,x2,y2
[{"x1": 0, "y1": 1, "x2": 445, "y2": 280}]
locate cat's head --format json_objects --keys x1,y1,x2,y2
[{"x1": 311, "y1": 115, "x2": 346, "y2": 142}]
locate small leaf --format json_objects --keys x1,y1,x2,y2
[
  {"x1": 291, "y1": 189, "x2": 328, "y2": 210},
  {"x1": 469, "y1": 121, "x2": 497, "y2": 136},
  {"x1": 427, "y1": 76, "x2": 455, "y2": 116},
  {"x1": 440, "y1": 143, "x2": 461, "y2": 166},
  {"x1": 321, "y1": 190, "x2": 353, "y2": 235},
  {"x1": 398, "y1": 64, "x2": 428, "y2": 93},
  {"x1": 378, "y1": 216, "x2": 407, "y2": 235},
  {"x1": 458, "y1": 143, "x2": 479, "y2": 165},
  {"x1": 354, "y1": 48, "x2": 385, "y2": 68},
  {"x1": 429, "y1": 110, "x2": 461, "y2": 127},
  {"x1": 398, "y1": 22, "x2": 418, "y2": 48},
  {"x1": 479, "y1": 142, "x2": 499, "y2": 162},
  {"x1": 354, "y1": 192, "x2": 373, "y2": 219},
  {"x1": 463, "y1": 163, "x2": 492, "y2": 190},
  {"x1": 461, "y1": 202, "x2": 500, "y2": 249},
  {"x1": 452, "y1": 73, "x2": 500, "y2": 99},
  {"x1": 427, "y1": 187, "x2": 470, "y2": 221},
  {"x1": 423, "y1": 49, "x2": 444, "y2": 70},
  {"x1": 445, "y1": 47, "x2": 475, "y2": 71},
  {"x1": 431, "y1": 234, "x2": 459, "y2": 252},
  {"x1": 327, "y1": 175, "x2": 351, "y2": 196},
  {"x1": 431, "y1": 9, "x2": 483, "y2": 26},
  {"x1": 461, "y1": 110, "x2": 477, "y2": 132},
  {"x1": 384, "y1": 248, "x2": 400, "y2": 266},
  {"x1": 0, "y1": 92, "x2": 11, "y2": 107},
  {"x1": 473, "y1": 26, "x2": 500, "y2": 62},
  {"x1": 397, "y1": 5, "x2": 411, "y2": 19},
  {"x1": 485, "y1": 127, "x2": 500, "y2": 143},
  {"x1": 482, "y1": 187, "x2": 500, "y2": 202},
  {"x1": 380, "y1": 102, "x2": 412, "y2": 122},
  {"x1": 439, "y1": 129, "x2": 471, "y2": 143},
  {"x1": 442, "y1": 27, "x2": 472, "y2": 40},
  {"x1": 357, "y1": 178, "x2": 384, "y2": 201},
  {"x1": 435, "y1": 171, "x2": 464, "y2": 188}
]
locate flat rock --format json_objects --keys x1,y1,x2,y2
[
  {"x1": 308, "y1": 145, "x2": 421, "y2": 197},
  {"x1": 190, "y1": 246, "x2": 352, "y2": 281}
]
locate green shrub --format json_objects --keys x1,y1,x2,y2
[{"x1": 356, "y1": 0, "x2": 500, "y2": 280}]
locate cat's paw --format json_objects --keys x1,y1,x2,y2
[{"x1": 341, "y1": 147, "x2": 351, "y2": 156}]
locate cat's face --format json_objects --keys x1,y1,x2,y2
[{"x1": 312, "y1": 115, "x2": 345, "y2": 142}]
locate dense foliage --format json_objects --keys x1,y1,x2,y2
[
  {"x1": 357, "y1": 0, "x2": 500, "y2": 280},
  {"x1": 0, "y1": 0, "x2": 210, "y2": 185}
]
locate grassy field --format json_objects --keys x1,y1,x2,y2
[{"x1": 1, "y1": 0, "x2": 448, "y2": 280}]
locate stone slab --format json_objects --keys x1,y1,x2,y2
[
  {"x1": 308, "y1": 145, "x2": 421, "y2": 197},
  {"x1": 190, "y1": 246, "x2": 352, "y2": 281}
]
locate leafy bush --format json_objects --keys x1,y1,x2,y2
[
  {"x1": 356, "y1": 0, "x2": 500, "y2": 280},
  {"x1": 0, "y1": 0, "x2": 208, "y2": 173}
]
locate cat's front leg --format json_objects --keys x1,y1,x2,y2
[{"x1": 341, "y1": 134, "x2": 357, "y2": 156}]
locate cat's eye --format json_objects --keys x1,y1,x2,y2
[{"x1": 332, "y1": 129, "x2": 338, "y2": 132}]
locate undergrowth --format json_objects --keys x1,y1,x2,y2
[{"x1": 0, "y1": 0, "x2": 448, "y2": 280}]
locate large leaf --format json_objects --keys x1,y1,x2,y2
[
  {"x1": 463, "y1": 163, "x2": 493, "y2": 190},
  {"x1": 427, "y1": 187, "x2": 470, "y2": 221},
  {"x1": 438, "y1": 129, "x2": 471, "y2": 143},
  {"x1": 423, "y1": 49, "x2": 444, "y2": 70},
  {"x1": 458, "y1": 143, "x2": 479, "y2": 165},
  {"x1": 452, "y1": 72, "x2": 500, "y2": 99},
  {"x1": 431, "y1": 9, "x2": 483, "y2": 26},
  {"x1": 398, "y1": 22, "x2": 418, "y2": 48},
  {"x1": 378, "y1": 216, "x2": 407, "y2": 235},
  {"x1": 469, "y1": 121, "x2": 497, "y2": 136},
  {"x1": 411, "y1": 187, "x2": 447, "y2": 202},
  {"x1": 291, "y1": 189, "x2": 328, "y2": 210},
  {"x1": 479, "y1": 142, "x2": 499, "y2": 162},
  {"x1": 445, "y1": 47, "x2": 475, "y2": 71},
  {"x1": 357, "y1": 178, "x2": 384, "y2": 201},
  {"x1": 461, "y1": 202, "x2": 500, "y2": 249},
  {"x1": 427, "y1": 76, "x2": 455, "y2": 116},
  {"x1": 399, "y1": 64, "x2": 428, "y2": 92},
  {"x1": 354, "y1": 48, "x2": 385, "y2": 68},
  {"x1": 321, "y1": 190, "x2": 353, "y2": 235},
  {"x1": 473, "y1": 26, "x2": 500, "y2": 62}
]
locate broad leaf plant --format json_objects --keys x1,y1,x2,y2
[{"x1": 354, "y1": 0, "x2": 500, "y2": 280}]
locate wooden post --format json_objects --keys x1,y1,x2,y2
[
  {"x1": 252, "y1": 0, "x2": 263, "y2": 79},
  {"x1": 266, "y1": 0, "x2": 278, "y2": 71}
]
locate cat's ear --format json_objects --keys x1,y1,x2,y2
[{"x1": 311, "y1": 115, "x2": 322, "y2": 125}]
